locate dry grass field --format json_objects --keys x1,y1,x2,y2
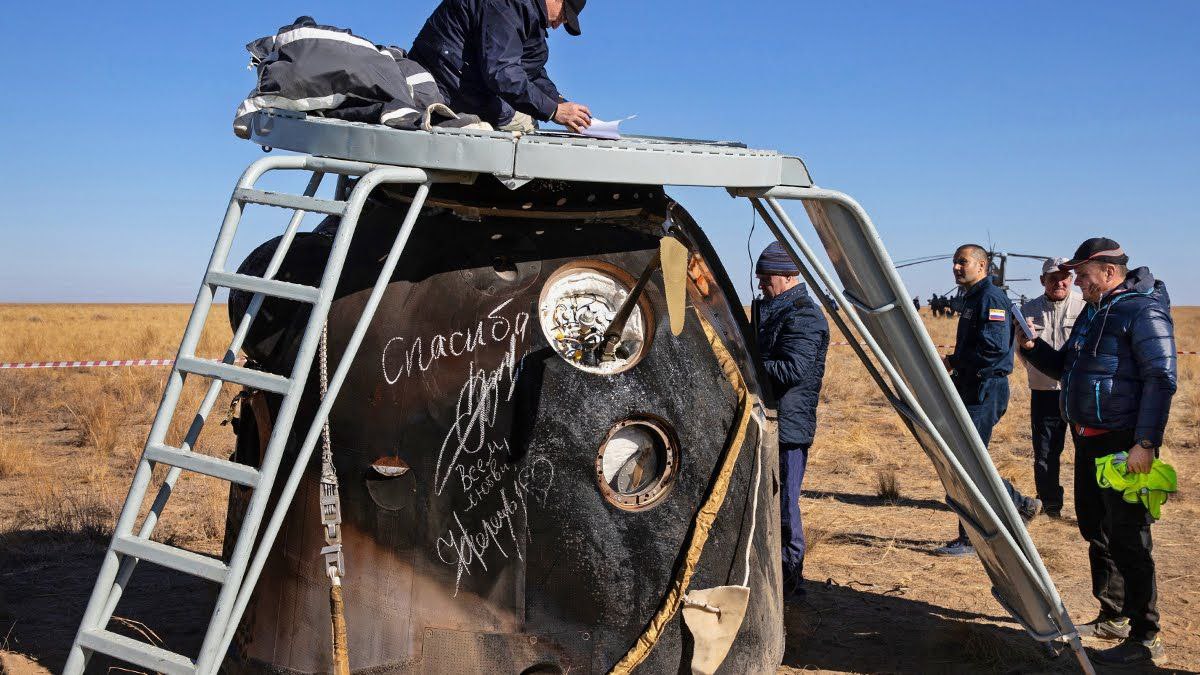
[
  {"x1": 0, "y1": 303, "x2": 1196, "y2": 673},
  {"x1": 0, "y1": 305, "x2": 237, "y2": 674}
]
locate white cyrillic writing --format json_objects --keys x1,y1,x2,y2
[
  {"x1": 381, "y1": 299, "x2": 529, "y2": 384},
  {"x1": 435, "y1": 456, "x2": 554, "y2": 596}
]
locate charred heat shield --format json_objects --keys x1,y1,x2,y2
[{"x1": 225, "y1": 176, "x2": 782, "y2": 674}]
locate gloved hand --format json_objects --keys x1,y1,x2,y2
[{"x1": 498, "y1": 111, "x2": 537, "y2": 133}]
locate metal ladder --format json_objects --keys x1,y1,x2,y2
[{"x1": 65, "y1": 154, "x2": 463, "y2": 675}]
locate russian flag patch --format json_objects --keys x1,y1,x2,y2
[{"x1": 988, "y1": 308, "x2": 1007, "y2": 321}]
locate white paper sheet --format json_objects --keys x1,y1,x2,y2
[{"x1": 581, "y1": 115, "x2": 637, "y2": 140}]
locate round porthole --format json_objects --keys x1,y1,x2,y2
[
  {"x1": 596, "y1": 417, "x2": 679, "y2": 510},
  {"x1": 537, "y1": 261, "x2": 654, "y2": 374},
  {"x1": 364, "y1": 456, "x2": 414, "y2": 512}
]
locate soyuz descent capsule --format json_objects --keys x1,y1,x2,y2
[{"x1": 225, "y1": 176, "x2": 782, "y2": 673}]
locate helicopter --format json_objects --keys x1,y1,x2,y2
[{"x1": 896, "y1": 248, "x2": 1050, "y2": 315}]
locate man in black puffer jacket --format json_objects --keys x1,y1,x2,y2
[
  {"x1": 754, "y1": 242, "x2": 829, "y2": 601},
  {"x1": 1021, "y1": 237, "x2": 1176, "y2": 666}
]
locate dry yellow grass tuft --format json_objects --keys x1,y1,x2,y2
[
  {"x1": 25, "y1": 483, "x2": 117, "y2": 543},
  {"x1": 0, "y1": 429, "x2": 33, "y2": 478},
  {"x1": 874, "y1": 466, "x2": 901, "y2": 504},
  {"x1": 65, "y1": 397, "x2": 121, "y2": 457}
]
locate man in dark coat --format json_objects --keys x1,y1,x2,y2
[
  {"x1": 409, "y1": 0, "x2": 592, "y2": 132},
  {"x1": 935, "y1": 244, "x2": 1042, "y2": 557},
  {"x1": 1021, "y1": 238, "x2": 1176, "y2": 666},
  {"x1": 754, "y1": 242, "x2": 829, "y2": 601}
]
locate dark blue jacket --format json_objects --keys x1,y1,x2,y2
[
  {"x1": 948, "y1": 276, "x2": 1014, "y2": 403},
  {"x1": 409, "y1": 0, "x2": 563, "y2": 127},
  {"x1": 1024, "y1": 267, "x2": 1177, "y2": 447},
  {"x1": 756, "y1": 283, "x2": 829, "y2": 445}
]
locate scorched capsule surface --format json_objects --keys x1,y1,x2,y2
[{"x1": 225, "y1": 177, "x2": 783, "y2": 674}]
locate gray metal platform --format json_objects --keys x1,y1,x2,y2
[{"x1": 248, "y1": 109, "x2": 813, "y2": 189}]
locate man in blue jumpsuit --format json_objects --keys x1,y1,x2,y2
[
  {"x1": 754, "y1": 242, "x2": 829, "y2": 600},
  {"x1": 935, "y1": 244, "x2": 1041, "y2": 556},
  {"x1": 410, "y1": 0, "x2": 593, "y2": 132}
]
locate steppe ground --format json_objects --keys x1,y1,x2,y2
[{"x1": 0, "y1": 304, "x2": 1196, "y2": 674}]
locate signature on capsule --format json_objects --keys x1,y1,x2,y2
[
  {"x1": 435, "y1": 456, "x2": 554, "y2": 596},
  {"x1": 433, "y1": 333, "x2": 529, "y2": 496}
]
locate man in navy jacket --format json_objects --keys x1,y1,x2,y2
[
  {"x1": 936, "y1": 244, "x2": 1043, "y2": 557},
  {"x1": 410, "y1": 0, "x2": 592, "y2": 132},
  {"x1": 754, "y1": 242, "x2": 829, "y2": 601},
  {"x1": 1021, "y1": 237, "x2": 1176, "y2": 666}
]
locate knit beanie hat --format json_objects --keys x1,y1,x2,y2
[{"x1": 756, "y1": 241, "x2": 799, "y2": 276}]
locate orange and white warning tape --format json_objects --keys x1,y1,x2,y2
[
  {"x1": 0, "y1": 357, "x2": 251, "y2": 370},
  {"x1": 1, "y1": 358, "x2": 176, "y2": 369}
]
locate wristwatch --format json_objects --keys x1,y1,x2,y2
[{"x1": 1137, "y1": 439, "x2": 1157, "y2": 450}]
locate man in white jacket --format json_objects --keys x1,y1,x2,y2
[{"x1": 1019, "y1": 257, "x2": 1086, "y2": 518}]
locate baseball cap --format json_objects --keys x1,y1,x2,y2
[
  {"x1": 563, "y1": 0, "x2": 586, "y2": 36},
  {"x1": 1041, "y1": 257, "x2": 1068, "y2": 276},
  {"x1": 1060, "y1": 237, "x2": 1129, "y2": 269}
]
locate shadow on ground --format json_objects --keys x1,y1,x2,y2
[
  {"x1": 827, "y1": 531, "x2": 960, "y2": 554},
  {"x1": 803, "y1": 489, "x2": 952, "y2": 512},
  {"x1": 4, "y1": 528, "x2": 1193, "y2": 674},
  {"x1": 0, "y1": 530, "x2": 214, "y2": 672},
  {"x1": 781, "y1": 580, "x2": 1194, "y2": 674}
]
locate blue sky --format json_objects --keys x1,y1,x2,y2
[{"x1": 1, "y1": 1, "x2": 1196, "y2": 305}]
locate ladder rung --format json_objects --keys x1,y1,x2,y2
[
  {"x1": 145, "y1": 443, "x2": 260, "y2": 487},
  {"x1": 175, "y1": 357, "x2": 290, "y2": 394},
  {"x1": 78, "y1": 628, "x2": 196, "y2": 675},
  {"x1": 206, "y1": 271, "x2": 321, "y2": 304},
  {"x1": 111, "y1": 535, "x2": 229, "y2": 583},
  {"x1": 234, "y1": 187, "x2": 346, "y2": 216}
]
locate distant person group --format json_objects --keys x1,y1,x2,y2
[
  {"x1": 756, "y1": 236, "x2": 1176, "y2": 666},
  {"x1": 928, "y1": 293, "x2": 958, "y2": 317}
]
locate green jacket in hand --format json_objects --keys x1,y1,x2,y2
[{"x1": 1095, "y1": 452, "x2": 1178, "y2": 520}]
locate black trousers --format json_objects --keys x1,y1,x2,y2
[
  {"x1": 1073, "y1": 428, "x2": 1159, "y2": 641},
  {"x1": 1030, "y1": 389, "x2": 1069, "y2": 512}
]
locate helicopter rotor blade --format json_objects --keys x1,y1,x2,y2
[{"x1": 894, "y1": 254, "x2": 954, "y2": 269}]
